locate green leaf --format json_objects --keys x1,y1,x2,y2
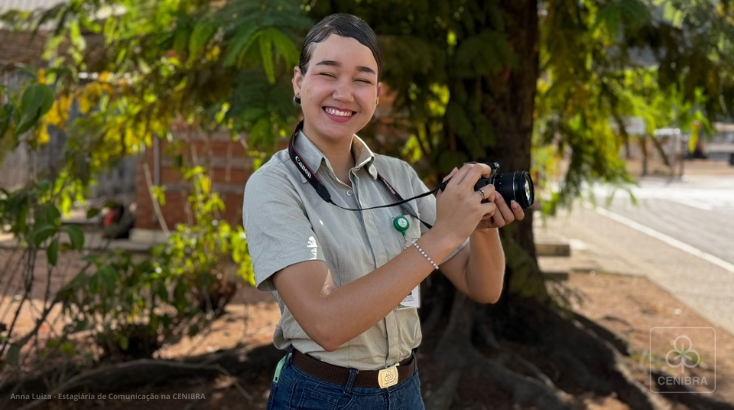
[
  {"x1": 454, "y1": 30, "x2": 507, "y2": 78},
  {"x1": 38, "y1": 203, "x2": 61, "y2": 226},
  {"x1": 32, "y1": 223, "x2": 58, "y2": 246},
  {"x1": 173, "y1": 27, "x2": 191, "y2": 57},
  {"x1": 98, "y1": 265, "x2": 117, "y2": 291},
  {"x1": 118, "y1": 336, "x2": 129, "y2": 351},
  {"x1": 60, "y1": 341, "x2": 75, "y2": 356},
  {"x1": 73, "y1": 319, "x2": 91, "y2": 333},
  {"x1": 150, "y1": 315, "x2": 160, "y2": 331},
  {"x1": 268, "y1": 29, "x2": 299, "y2": 68},
  {"x1": 189, "y1": 23, "x2": 216, "y2": 61},
  {"x1": 88, "y1": 274, "x2": 98, "y2": 293},
  {"x1": 47, "y1": 237, "x2": 59, "y2": 266},
  {"x1": 182, "y1": 166, "x2": 206, "y2": 179},
  {"x1": 259, "y1": 35, "x2": 275, "y2": 84},
  {"x1": 15, "y1": 83, "x2": 54, "y2": 136},
  {"x1": 86, "y1": 207, "x2": 101, "y2": 218},
  {"x1": 156, "y1": 283, "x2": 168, "y2": 303},
  {"x1": 63, "y1": 224, "x2": 84, "y2": 250},
  {"x1": 46, "y1": 338, "x2": 60, "y2": 349},
  {"x1": 7, "y1": 344, "x2": 20, "y2": 365},
  {"x1": 161, "y1": 314, "x2": 171, "y2": 329},
  {"x1": 0, "y1": 103, "x2": 13, "y2": 137},
  {"x1": 223, "y1": 25, "x2": 259, "y2": 66}
]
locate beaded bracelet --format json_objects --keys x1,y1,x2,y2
[{"x1": 406, "y1": 239, "x2": 439, "y2": 270}]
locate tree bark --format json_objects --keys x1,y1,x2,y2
[
  {"x1": 424, "y1": 1, "x2": 665, "y2": 409},
  {"x1": 640, "y1": 136, "x2": 649, "y2": 176}
]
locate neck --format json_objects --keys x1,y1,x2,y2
[{"x1": 301, "y1": 126, "x2": 355, "y2": 185}]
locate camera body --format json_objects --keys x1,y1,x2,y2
[{"x1": 440, "y1": 162, "x2": 534, "y2": 209}]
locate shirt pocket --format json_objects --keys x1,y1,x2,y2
[{"x1": 405, "y1": 212, "x2": 424, "y2": 243}]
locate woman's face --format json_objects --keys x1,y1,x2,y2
[{"x1": 293, "y1": 34, "x2": 381, "y2": 146}]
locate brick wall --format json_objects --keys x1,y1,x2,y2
[
  {"x1": 0, "y1": 30, "x2": 48, "y2": 67},
  {"x1": 134, "y1": 128, "x2": 257, "y2": 231}
]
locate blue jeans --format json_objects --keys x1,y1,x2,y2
[{"x1": 266, "y1": 351, "x2": 425, "y2": 410}]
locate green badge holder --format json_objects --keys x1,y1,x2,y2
[
  {"x1": 273, "y1": 352, "x2": 292, "y2": 384},
  {"x1": 393, "y1": 215, "x2": 409, "y2": 238}
]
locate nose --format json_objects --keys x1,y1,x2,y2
[{"x1": 332, "y1": 78, "x2": 354, "y2": 103}]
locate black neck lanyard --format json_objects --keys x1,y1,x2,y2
[{"x1": 287, "y1": 121, "x2": 436, "y2": 229}]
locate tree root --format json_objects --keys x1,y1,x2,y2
[
  {"x1": 425, "y1": 293, "x2": 678, "y2": 410},
  {"x1": 426, "y1": 292, "x2": 571, "y2": 410},
  {"x1": 572, "y1": 312, "x2": 631, "y2": 356},
  {"x1": 512, "y1": 300, "x2": 668, "y2": 410},
  {"x1": 495, "y1": 349, "x2": 555, "y2": 389},
  {"x1": 0, "y1": 343, "x2": 282, "y2": 409},
  {"x1": 607, "y1": 347, "x2": 668, "y2": 410},
  {"x1": 425, "y1": 369, "x2": 462, "y2": 410},
  {"x1": 469, "y1": 347, "x2": 572, "y2": 410}
]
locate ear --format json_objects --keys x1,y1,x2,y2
[
  {"x1": 377, "y1": 81, "x2": 383, "y2": 101},
  {"x1": 292, "y1": 66, "x2": 303, "y2": 95}
]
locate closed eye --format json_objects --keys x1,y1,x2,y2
[
  {"x1": 319, "y1": 72, "x2": 336, "y2": 78},
  {"x1": 355, "y1": 79, "x2": 373, "y2": 84}
]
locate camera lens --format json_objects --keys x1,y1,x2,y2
[{"x1": 493, "y1": 171, "x2": 534, "y2": 209}]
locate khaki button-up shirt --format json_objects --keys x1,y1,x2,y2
[{"x1": 242, "y1": 131, "x2": 467, "y2": 370}]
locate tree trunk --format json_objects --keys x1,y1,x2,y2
[
  {"x1": 640, "y1": 136, "x2": 649, "y2": 177},
  {"x1": 306, "y1": 1, "x2": 699, "y2": 408},
  {"x1": 422, "y1": 1, "x2": 667, "y2": 408}
]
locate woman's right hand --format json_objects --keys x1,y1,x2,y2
[{"x1": 434, "y1": 163, "x2": 498, "y2": 246}]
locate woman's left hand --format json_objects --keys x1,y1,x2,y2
[{"x1": 476, "y1": 189, "x2": 525, "y2": 230}]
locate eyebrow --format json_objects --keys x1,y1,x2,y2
[{"x1": 315, "y1": 60, "x2": 376, "y2": 75}]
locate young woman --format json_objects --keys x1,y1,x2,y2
[{"x1": 242, "y1": 13, "x2": 524, "y2": 410}]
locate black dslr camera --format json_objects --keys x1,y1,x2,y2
[{"x1": 439, "y1": 162, "x2": 534, "y2": 209}]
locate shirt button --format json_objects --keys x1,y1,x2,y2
[{"x1": 346, "y1": 190, "x2": 353, "y2": 196}]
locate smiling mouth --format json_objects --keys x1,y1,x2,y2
[{"x1": 324, "y1": 107, "x2": 356, "y2": 117}]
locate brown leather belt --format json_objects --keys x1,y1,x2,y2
[{"x1": 291, "y1": 349, "x2": 416, "y2": 388}]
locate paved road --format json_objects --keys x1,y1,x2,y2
[
  {"x1": 598, "y1": 174, "x2": 734, "y2": 268},
  {"x1": 564, "y1": 172, "x2": 734, "y2": 335}
]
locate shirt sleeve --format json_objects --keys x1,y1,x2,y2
[
  {"x1": 242, "y1": 168, "x2": 325, "y2": 291},
  {"x1": 404, "y1": 163, "x2": 469, "y2": 264}
]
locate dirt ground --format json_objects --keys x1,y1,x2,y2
[
  {"x1": 3, "y1": 254, "x2": 733, "y2": 410},
  {"x1": 564, "y1": 272, "x2": 734, "y2": 408}
]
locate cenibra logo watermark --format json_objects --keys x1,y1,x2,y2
[{"x1": 650, "y1": 327, "x2": 716, "y2": 393}]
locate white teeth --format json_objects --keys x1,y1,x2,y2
[{"x1": 325, "y1": 107, "x2": 353, "y2": 117}]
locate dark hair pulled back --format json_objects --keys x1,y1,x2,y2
[{"x1": 298, "y1": 13, "x2": 382, "y2": 79}]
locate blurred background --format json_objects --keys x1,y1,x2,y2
[{"x1": 1, "y1": 0, "x2": 733, "y2": 409}]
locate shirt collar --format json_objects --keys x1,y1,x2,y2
[
  {"x1": 293, "y1": 130, "x2": 378, "y2": 183},
  {"x1": 352, "y1": 134, "x2": 378, "y2": 179}
]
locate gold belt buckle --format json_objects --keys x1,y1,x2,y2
[{"x1": 377, "y1": 363, "x2": 399, "y2": 389}]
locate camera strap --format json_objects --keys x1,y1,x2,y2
[{"x1": 287, "y1": 121, "x2": 436, "y2": 229}]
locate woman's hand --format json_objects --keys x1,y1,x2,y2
[
  {"x1": 434, "y1": 163, "x2": 497, "y2": 245},
  {"x1": 435, "y1": 164, "x2": 525, "y2": 239},
  {"x1": 476, "y1": 192, "x2": 525, "y2": 230}
]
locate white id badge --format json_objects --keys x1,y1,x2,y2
[{"x1": 398, "y1": 285, "x2": 420, "y2": 309}]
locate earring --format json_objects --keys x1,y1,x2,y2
[{"x1": 293, "y1": 94, "x2": 301, "y2": 105}]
